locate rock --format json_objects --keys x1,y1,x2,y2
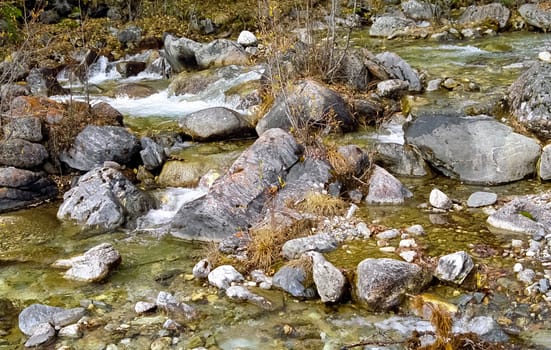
[
  {"x1": 237, "y1": 30, "x2": 258, "y2": 47},
  {"x1": 140, "y1": 137, "x2": 165, "y2": 170},
  {"x1": 486, "y1": 192, "x2": 551, "y2": 237},
  {"x1": 60, "y1": 125, "x2": 140, "y2": 171},
  {"x1": 163, "y1": 34, "x2": 203, "y2": 73},
  {"x1": 333, "y1": 51, "x2": 371, "y2": 92},
  {"x1": 26, "y1": 67, "x2": 66, "y2": 96},
  {"x1": 355, "y1": 258, "x2": 431, "y2": 311},
  {"x1": 0, "y1": 138, "x2": 48, "y2": 169},
  {"x1": 57, "y1": 167, "x2": 154, "y2": 231},
  {"x1": 273, "y1": 263, "x2": 316, "y2": 299},
  {"x1": 192, "y1": 259, "x2": 212, "y2": 279},
  {"x1": 467, "y1": 191, "x2": 497, "y2": 207},
  {"x1": 157, "y1": 160, "x2": 206, "y2": 187},
  {"x1": 24, "y1": 322, "x2": 56, "y2": 347},
  {"x1": 135, "y1": 301, "x2": 157, "y2": 315},
  {"x1": 376, "y1": 228, "x2": 400, "y2": 240},
  {"x1": 91, "y1": 102, "x2": 124, "y2": 125},
  {"x1": 365, "y1": 165, "x2": 413, "y2": 205},
  {"x1": 405, "y1": 114, "x2": 541, "y2": 184},
  {"x1": 509, "y1": 61, "x2": 551, "y2": 140},
  {"x1": 434, "y1": 251, "x2": 474, "y2": 284},
  {"x1": 115, "y1": 61, "x2": 147, "y2": 78},
  {"x1": 195, "y1": 39, "x2": 249, "y2": 68},
  {"x1": 369, "y1": 16, "x2": 416, "y2": 37},
  {"x1": 156, "y1": 291, "x2": 197, "y2": 321},
  {"x1": 517, "y1": 268, "x2": 536, "y2": 284},
  {"x1": 375, "y1": 52, "x2": 422, "y2": 92},
  {"x1": 179, "y1": 107, "x2": 253, "y2": 141},
  {"x1": 114, "y1": 83, "x2": 156, "y2": 98},
  {"x1": 353, "y1": 97, "x2": 385, "y2": 122},
  {"x1": 19, "y1": 304, "x2": 86, "y2": 336},
  {"x1": 539, "y1": 144, "x2": 551, "y2": 180},
  {"x1": 458, "y1": 3, "x2": 510, "y2": 30},
  {"x1": 458, "y1": 316, "x2": 508, "y2": 343},
  {"x1": 374, "y1": 143, "x2": 429, "y2": 176},
  {"x1": 307, "y1": 251, "x2": 347, "y2": 303},
  {"x1": 58, "y1": 323, "x2": 82, "y2": 338},
  {"x1": 0, "y1": 167, "x2": 57, "y2": 212},
  {"x1": 405, "y1": 224, "x2": 425, "y2": 236},
  {"x1": 336, "y1": 145, "x2": 371, "y2": 177},
  {"x1": 117, "y1": 25, "x2": 142, "y2": 44},
  {"x1": 429, "y1": 188, "x2": 452, "y2": 210},
  {"x1": 519, "y1": 3, "x2": 551, "y2": 31},
  {"x1": 0, "y1": 83, "x2": 30, "y2": 107},
  {"x1": 3, "y1": 116, "x2": 42, "y2": 142},
  {"x1": 225, "y1": 286, "x2": 273, "y2": 310},
  {"x1": 208, "y1": 265, "x2": 244, "y2": 290},
  {"x1": 377, "y1": 79, "x2": 409, "y2": 98},
  {"x1": 52, "y1": 243, "x2": 122, "y2": 282},
  {"x1": 401, "y1": 0, "x2": 440, "y2": 21},
  {"x1": 281, "y1": 233, "x2": 338, "y2": 260},
  {"x1": 255, "y1": 79, "x2": 356, "y2": 136},
  {"x1": 426, "y1": 79, "x2": 442, "y2": 91},
  {"x1": 169, "y1": 128, "x2": 301, "y2": 240}
]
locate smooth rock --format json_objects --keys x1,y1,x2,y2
[
  {"x1": 24, "y1": 322, "x2": 55, "y2": 347},
  {"x1": 225, "y1": 286, "x2": 273, "y2": 310},
  {"x1": 458, "y1": 3, "x2": 510, "y2": 29},
  {"x1": 208, "y1": 265, "x2": 244, "y2": 290},
  {"x1": 273, "y1": 263, "x2": 316, "y2": 299},
  {"x1": 192, "y1": 259, "x2": 212, "y2": 279},
  {"x1": 135, "y1": 301, "x2": 157, "y2": 315},
  {"x1": 237, "y1": 30, "x2": 257, "y2": 47},
  {"x1": 0, "y1": 138, "x2": 48, "y2": 169},
  {"x1": 519, "y1": 4, "x2": 551, "y2": 31},
  {"x1": 429, "y1": 188, "x2": 452, "y2": 210},
  {"x1": 467, "y1": 191, "x2": 497, "y2": 207},
  {"x1": 377, "y1": 79, "x2": 409, "y2": 98},
  {"x1": 356, "y1": 258, "x2": 431, "y2": 311},
  {"x1": 369, "y1": 16, "x2": 416, "y2": 37},
  {"x1": 179, "y1": 107, "x2": 253, "y2": 141},
  {"x1": 307, "y1": 251, "x2": 347, "y2": 303},
  {"x1": 539, "y1": 144, "x2": 551, "y2": 180},
  {"x1": 163, "y1": 34, "x2": 203, "y2": 72},
  {"x1": 376, "y1": 229, "x2": 400, "y2": 240},
  {"x1": 402, "y1": 0, "x2": 440, "y2": 20},
  {"x1": 434, "y1": 251, "x2": 474, "y2": 284},
  {"x1": 375, "y1": 52, "x2": 422, "y2": 92},
  {"x1": 58, "y1": 323, "x2": 82, "y2": 338},
  {"x1": 365, "y1": 165, "x2": 413, "y2": 205},
  {"x1": 52, "y1": 243, "x2": 122, "y2": 282},
  {"x1": 195, "y1": 39, "x2": 249, "y2": 68},
  {"x1": 19, "y1": 304, "x2": 86, "y2": 336},
  {"x1": 374, "y1": 143, "x2": 429, "y2": 177},
  {"x1": 461, "y1": 316, "x2": 508, "y2": 343},
  {"x1": 281, "y1": 233, "x2": 338, "y2": 260},
  {"x1": 0, "y1": 167, "x2": 57, "y2": 213}
]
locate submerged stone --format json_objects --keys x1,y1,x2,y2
[{"x1": 434, "y1": 251, "x2": 474, "y2": 285}]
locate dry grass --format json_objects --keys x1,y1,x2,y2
[{"x1": 294, "y1": 191, "x2": 347, "y2": 217}]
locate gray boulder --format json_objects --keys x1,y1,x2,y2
[
  {"x1": 377, "y1": 79, "x2": 409, "y2": 98},
  {"x1": 60, "y1": 125, "x2": 140, "y2": 171},
  {"x1": 169, "y1": 128, "x2": 301, "y2": 240},
  {"x1": 333, "y1": 51, "x2": 371, "y2": 91},
  {"x1": 57, "y1": 167, "x2": 154, "y2": 231},
  {"x1": 117, "y1": 25, "x2": 142, "y2": 44},
  {"x1": 0, "y1": 139, "x2": 48, "y2": 169},
  {"x1": 52, "y1": 243, "x2": 122, "y2": 282},
  {"x1": 0, "y1": 167, "x2": 57, "y2": 213},
  {"x1": 163, "y1": 34, "x2": 203, "y2": 73},
  {"x1": 195, "y1": 39, "x2": 249, "y2": 68},
  {"x1": 281, "y1": 233, "x2": 338, "y2": 260},
  {"x1": 19, "y1": 304, "x2": 86, "y2": 336},
  {"x1": 237, "y1": 30, "x2": 258, "y2": 47},
  {"x1": 405, "y1": 114, "x2": 541, "y2": 184},
  {"x1": 0, "y1": 83, "x2": 30, "y2": 107},
  {"x1": 308, "y1": 251, "x2": 347, "y2": 303},
  {"x1": 355, "y1": 258, "x2": 431, "y2": 310},
  {"x1": 374, "y1": 142, "x2": 429, "y2": 176},
  {"x1": 519, "y1": 3, "x2": 551, "y2": 31},
  {"x1": 25, "y1": 67, "x2": 66, "y2": 96},
  {"x1": 114, "y1": 83, "x2": 156, "y2": 98},
  {"x1": 24, "y1": 322, "x2": 56, "y2": 347},
  {"x1": 401, "y1": 0, "x2": 440, "y2": 21},
  {"x1": 369, "y1": 16, "x2": 416, "y2": 37},
  {"x1": 208, "y1": 265, "x2": 244, "y2": 290},
  {"x1": 225, "y1": 286, "x2": 273, "y2": 310},
  {"x1": 179, "y1": 107, "x2": 253, "y2": 141},
  {"x1": 539, "y1": 144, "x2": 551, "y2": 180},
  {"x1": 455, "y1": 316, "x2": 508, "y2": 343},
  {"x1": 429, "y1": 188, "x2": 452, "y2": 210},
  {"x1": 509, "y1": 62, "x2": 551, "y2": 140},
  {"x1": 273, "y1": 263, "x2": 316, "y2": 299},
  {"x1": 487, "y1": 192, "x2": 551, "y2": 238},
  {"x1": 256, "y1": 79, "x2": 356, "y2": 135},
  {"x1": 467, "y1": 191, "x2": 497, "y2": 207},
  {"x1": 458, "y1": 3, "x2": 510, "y2": 29},
  {"x1": 365, "y1": 165, "x2": 413, "y2": 204},
  {"x1": 434, "y1": 251, "x2": 474, "y2": 284},
  {"x1": 140, "y1": 137, "x2": 166, "y2": 170},
  {"x1": 3, "y1": 116, "x2": 42, "y2": 142},
  {"x1": 192, "y1": 259, "x2": 212, "y2": 279},
  {"x1": 375, "y1": 52, "x2": 422, "y2": 92}
]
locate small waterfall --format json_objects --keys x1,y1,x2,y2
[{"x1": 88, "y1": 56, "x2": 122, "y2": 84}]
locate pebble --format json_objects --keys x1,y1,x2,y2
[
  {"x1": 513, "y1": 263, "x2": 523, "y2": 273},
  {"x1": 135, "y1": 301, "x2": 156, "y2": 315},
  {"x1": 376, "y1": 229, "x2": 400, "y2": 240},
  {"x1": 405, "y1": 224, "x2": 425, "y2": 236},
  {"x1": 399, "y1": 250, "x2": 417, "y2": 262},
  {"x1": 399, "y1": 239, "x2": 417, "y2": 248},
  {"x1": 379, "y1": 246, "x2": 396, "y2": 253},
  {"x1": 517, "y1": 269, "x2": 536, "y2": 284},
  {"x1": 511, "y1": 239, "x2": 523, "y2": 249}
]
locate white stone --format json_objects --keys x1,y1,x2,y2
[
  {"x1": 134, "y1": 301, "x2": 156, "y2": 315},
  {"x1": 434, "y1": 251, "x2": 474, "y2": 284},
  {"x1": 58, "y1": 323, "x2": 82, "y2": 338},
  {"x1": 208, "y1": 265, "x2": 244, "y2": 290},
  {"x1": 399, "y1": 239, "x2": 417, "y2": 248},
  {"x1": 237, "y1": 30, "x2": 257, "y2": 47},
  {"x1": 429, "y1": 188, "x2": 452, "y2": 210},
  {"x1": 399, "y1": 250, "x2": 417, "y2": 262},
  {"x1": 379, "y1": 246, "x2": 396, "y2": 253},
  {"x1": 538, "y1": 51, "x2": 551, "y2": 63},
  {"x1": 513, "y1": 263, "x2": 523, "y2": 273},
  {"x1": 511, "y1": 239, "x2": 523, "y2": 248}
]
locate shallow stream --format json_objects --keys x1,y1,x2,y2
[{"x1": 1, "y1": 31, "x2": 551, "y2": 349}]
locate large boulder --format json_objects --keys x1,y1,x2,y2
[
  {"x1": 163, "y1": 34, "x2": 203, "y2": 73},
  {"x1": 519, "y1": 3, "x2": 551, "y2": 31},
  {"x1": 59, "y1": 125, "x2": 140, "y2": 171},
  {"x1": 179, "y1": 107, "x2": 253, "y2": 141},
  {"x1": 509, "y1": 61, "x2": 551, "y2": 141},
  {"x1": 369, "y1": 16, "x2": 416, "y2": 37},
  {"x1": 375, "y1": 52, "x2": 422, "y2": 92},
  {"x1": 57, "y1": 167, "x2": 154, "y2": 231},
  {"x1": 487, "y1": 192, "x2": 551, "y2": 238},
  {"x1": 374, "y1": 142, "x2": 429, "y2": 176},
  {"x1": 25, "y1": 67, "x2": 66, "y2": 96},
  {"x1": 195, "y1": 39, "x2": 249, "y2": 68},
  {"x1": 3, "y1": 116, "x2": 43, "y2": 142},
  {"x1": 308, "y1": 251, "x2": 347, "y2": 303},
  {"x1": 401, "y1": 0, "x2": 440, "y2": 21},
  {"x1": 405, "y1": 114, "x2": 541, "y2": 184},
  {"x1": 282, "y1": 233, "x2": 338, "y2": 260},
  {"x1": 0, "y1": 138, "x2": 48, "y2": 169},
  {"x1": 539, "y1": 144, "x2": 551, "y2": 180},
  {"x1": 458, "y1": 3, "x2": 511, "y2": 30},
  {"x1": 19, "y1": 304, "x2": 86, "y2": 336},
  {"x1": 0, "y1": 167, "x2": 57, "y2": 213},
  {"x1": 355, "y1": 258, "x2": 431, "y2": 311},
  {"x1": 273, "y1": 263, "x2": 316, "y2": 299},
  {"x1": 256, "y1": 79, "x2": 356, "y2": 136},
  {"x1": 365, "y1": 165, "x2": 413, "y2": 204},
  {"x1": 52, "y1": 243, "x2": 122, "y2": 282},
  {"x1": 169, "y1": 128, "x2": 302, "y2": 240}
]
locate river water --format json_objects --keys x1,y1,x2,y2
[{"x1": 1, "y1": 31, "x2": 551, "y2": 349}]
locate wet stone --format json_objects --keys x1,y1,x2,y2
[
  {"x1": 429, "y1": 188, "x2": 452, "y2": 210},
  {"x1": 208, "y1": 265, "x2": 244, "y2": 290},
  {"x1": 467, "y1": 191, "x2": 497, "y2": 208},
  {"x1": 434, "y1": 251, "x2": 474, "y2": 285},
  {"x1": 135, "y1": 301, "x2": 157, "y2": 315},
  {"x1": 281, "y1": 233, "x2": 338, "y2": 260},
  {"x1": 24, "y1": 322, "x2": 55, "y2": 347},
  {"x1": 192, "y1": 259, "x2": 212, "y2": 279}
]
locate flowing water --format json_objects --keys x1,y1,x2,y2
[{"x1": 2, "y1": 31, "x2": 551, "y2": 349}]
